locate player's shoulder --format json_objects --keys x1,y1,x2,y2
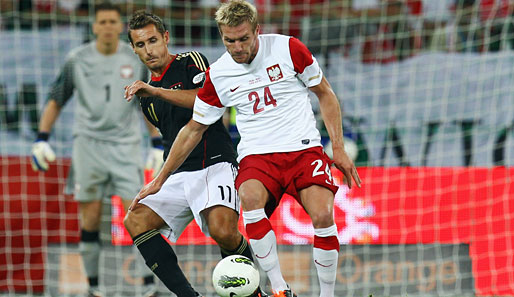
[
  {"x1": 175, "y1": 51, "x2": 209, "y2": 71},
  {"x1": 260, "y1": 33, "x2": 292, "y2": 46},
  {"x1": 117, "y1": 41, "x2": 135, "y2": 54},
  {"x1": 66, "y1": 41, "x2": 95, "y2": 61}
]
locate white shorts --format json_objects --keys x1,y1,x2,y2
[{"x1": 140, "y1": 162, "x2": 240, "y2": 242}]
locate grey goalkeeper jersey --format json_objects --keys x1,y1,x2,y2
[{"x1": 48, "y1": 41, "x2": 147, "y2": 144}]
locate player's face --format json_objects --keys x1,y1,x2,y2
[
  {"x1": 93, "y1": 10, "x2": 122, "y2": 45},
  {"x1": 220, "y1": 22, "x2": 259, "y2": 64},
  {"x1": 130, "y1": 24, "x2": 170, "y2": 71}
]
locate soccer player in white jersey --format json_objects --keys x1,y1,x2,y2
[
  {"x1": 30, "y1": 3, "x2": 161, "y2": 297},
  {"x1": 132, "y1": 1, "x2": 362, "y2": 296}
]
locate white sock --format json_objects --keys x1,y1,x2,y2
[
  {"x1": 313, "y1": 225, "x2": 339, "y2": 297},
  {"x1": 243, "y1": 209, "x2": 288, "y2": 292}
]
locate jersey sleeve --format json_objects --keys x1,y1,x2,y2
[
  {"x1": 289, "y1": 37, "x2": 323, "y2": 88},
  {"x1": 193, "y1": 69, "x2": 226, "y2": 125},
  {"x1": 47, "y1": 57, "x2": 74, "y2": 106},
  {"x1": 187, "y1": 51, "x2": 210, "y2": 88}
]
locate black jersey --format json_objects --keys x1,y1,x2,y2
[{"x1": 140, "y1": 51, "x2": 237, "y2": 173}]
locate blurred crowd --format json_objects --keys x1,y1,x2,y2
[{"x1": 1, "y1": 0, "x2": 513, "y2": 62}]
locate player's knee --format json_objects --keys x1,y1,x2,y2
[
  {"x1": 310, "y1": 209, "x2": 335, "y2": 229},
  {"x1": 208, "y1": 216, "x2": 240, "y2": 246},
  {"x1": 123, "y1": 211, "x2": 137, "y2": 235},
  {"x1": 211, "y1": 227, "x2": 240, "y2": 248},
  {"x1": 239, "y1": 190, "x2": 265, "y2": 211},
  {"x1": 123, "y1": 210, "x2": 148, "y2": 237}
]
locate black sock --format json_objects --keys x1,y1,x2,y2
[
  {"x1": 220, "y1": 236, "x2": 254, "y2": 261},
  {"x1": 133, "y1": 229, "x2": 199, "y2": 297},
  {"x1": 88, "y1": 276, "x2": 99, "y2": 288}
]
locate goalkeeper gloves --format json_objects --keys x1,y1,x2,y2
[
  {"x1": 145, "y1": 137, "x2": 164, "y2": 178},
  {"x1": 31, "y1": 132, "x2": 56, "y2": 172}
]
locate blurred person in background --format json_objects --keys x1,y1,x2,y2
[
  {"x1": 480, "y1": 0, "x2": 514, "y2": 51},
  {"x1": 30, "y1": 2, "x2": 162, "y2": 297},
  {"x1": 429, "y1": 0, "x2": 484, "y2": 52}
]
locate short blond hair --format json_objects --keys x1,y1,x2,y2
[{"x1": 215, "y1": 0, "x2": 258, "y2": 32}]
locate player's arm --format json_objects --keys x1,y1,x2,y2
[
  {"x1": 309, "y1": 76, "x2": 361, "y2": 188},
  {"x1": 129, "y1": 119, "x2": 208, "y2": 209},
  {"x1": 38, "y1": 99, "x2": 62, "y2": 133},
  {"x1": 32, "y1": 58, "x2": 74, "y2": 172},
  {"x1": 124, "y1": 80, "x2": 198, "y2": 108}
]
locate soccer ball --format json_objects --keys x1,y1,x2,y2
[{"x1": 212, "y1": 255, "x2": 260, "y2": 297}]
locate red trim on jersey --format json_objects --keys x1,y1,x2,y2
[
  {"x1": 197, "y1": 69, "x2": 223, "y2": 108},
  {"x1": 245, "y1": 218, "x2": 273, "y2": 240},
  {"x1": 289, "y1": 37, "x2": 314, "y2": 74},
  {"x1": 151, "y1": 54, "x2": 177, "y2": 82},
  {"x1": 314, "y1": 235, "x2": 340, "y2": 252}
]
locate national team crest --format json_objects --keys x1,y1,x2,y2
[
  {"x1": 120, "y1": 65, "x2": 134, "y2": 79},
  {"x1": 266, "y1": 64, "x2": 283, "y2": 82}
]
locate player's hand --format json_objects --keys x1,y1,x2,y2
[
  {"x1": 124, "y1": 80, "x2": 156, "y2": 102},
  {"x1": 145, "y1": 137, "x2": 164, "y2": 178},
  {"x1": 30, "y1": 141, "x2": 56, "y2": 172},
  {"x1": 332, "y1": 146, "x2": 361, "y2": 189},
  {"x1": 129, "y1": 178, "x2": 163, "y2": 210}
]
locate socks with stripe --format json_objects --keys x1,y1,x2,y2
[
  {"x1": 220, "y1": 235, "x2": 255, "y2": 261},
  {"x1": 133, "y1": 229, "x2": 198, "y2": 297},
  {"x1": 313, "y1": 225, "x2": 340, "y2": 297},
  {"x1": 79, "y1": 230, "x2": 100, "y2": 289},
  {"x1": 243, "y1": 209, "x2": 288, "y2": 292}
]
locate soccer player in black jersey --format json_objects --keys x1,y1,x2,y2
[{"x1": 123, "y1": 11, "x2": 267, "y2": 297}]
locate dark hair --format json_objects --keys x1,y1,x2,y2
[
  {"x1": 127, "y1": 10, "x2": 166, "y2": 45},
  {"x1": 94, "y1": 2, "x2": 121, "y2": 16}
]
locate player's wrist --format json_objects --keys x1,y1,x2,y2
[{"x1": 36, "y1": 132, "x2": 50, "y2": 142}]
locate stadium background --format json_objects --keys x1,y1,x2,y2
[{"x1": 1, "y1": 0, "x2": 514, "y2": 296}]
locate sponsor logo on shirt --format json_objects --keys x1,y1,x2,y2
[
  {"x1": 266, "y1": 64, "x2": 283, "y2": 82},
  {"x1": 120, "y1": 65, "x2": 134, "y2": 79}
]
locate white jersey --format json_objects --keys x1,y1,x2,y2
[{"x1": 193, "y1": 34, "x2": 323, "y2": 161}]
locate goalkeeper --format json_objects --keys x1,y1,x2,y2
[
  {"x1": 123, "y1": 11, "x2": 267, "y2": 297},
  {"x1": 31, "y1": 3, "x2": 162, "y2": 297}
]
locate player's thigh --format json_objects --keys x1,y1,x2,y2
[
  {"x1": 293, "y1": 147, "x2": 338, "y2": 228},
  {"x1": 72, "y1": 136, "x2": 109, "y2": 202},
  {"x1": 106, "y1": 141, "x2": 144, "y2": 200},
  {"x1": 139, "y1": 173, "x2": 194, "y2": 242},
  {"x1": 236, "y1": 155, "x2": 281, "y2": 212},
  {"x1": 299, "y1": 184, "x2": 335, "y2": 229},
  {"x1": 187, "y1": 162, "x2": 240, "y2": 238}
]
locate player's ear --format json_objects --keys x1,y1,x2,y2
[
  {"x1": 255, "y1": 24, "x2": 260, "y2": 35},
  {"x1": 92, "y1": 21, "x2": 98, "y2": 35},
  {"x1": 164, "y1": 30, "x2": 170, "y2": 44}
]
